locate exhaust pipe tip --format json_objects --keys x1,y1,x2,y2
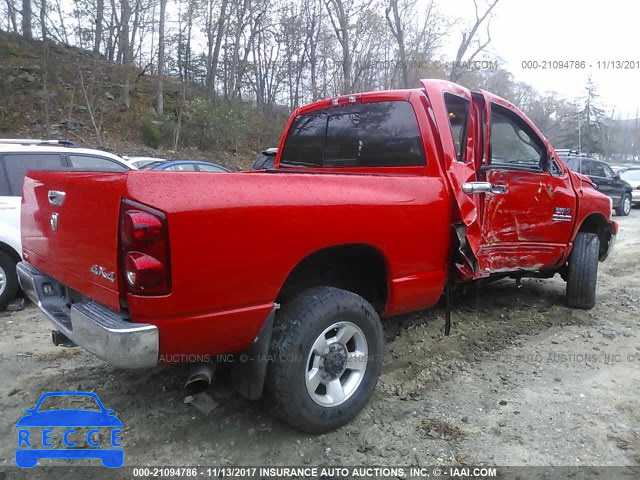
[{"x1": 184, "y1": 363, "x2": 215, "y2": 397}]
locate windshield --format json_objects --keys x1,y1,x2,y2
[{"x1": 621, "y1": 169, "x2": 640, "y2": 181}]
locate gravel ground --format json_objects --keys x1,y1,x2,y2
[{"x1": 0, "y1": 211, "x2": 638, "y2": 478}]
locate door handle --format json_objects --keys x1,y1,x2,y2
[
  {"x1": 48, "y1": 190, "x2": 66, "y2": 206},
  {"x1": 462, "y1": 182, "x2": 508, "y2": 195}
]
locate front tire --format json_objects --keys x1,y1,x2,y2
[
  {"x1": 0, "y1": 251, "x2": 19, "y2": 310},
  {"x1": 566, "y1": 232, "x2": 600, "y2": 309},
  {"x1": 265, "y1": 287, "x2": 384, "y2": 433},
  {"x1": 616, "y1": 194, "x2": 632, "y2": 216}
]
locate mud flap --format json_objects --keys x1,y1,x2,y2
[{"x1": 231, "y1": 308, "x2": 275, "y2": 400}]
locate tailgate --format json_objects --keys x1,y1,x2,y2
[{"x1": 21, "y1": 171, "x2": 127, "y2": 310}]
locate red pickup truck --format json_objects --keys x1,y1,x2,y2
[{"x1": 17, "y1": 80, "x2": 617, "y2": 433}]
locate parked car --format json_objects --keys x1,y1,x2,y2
[
  {"x1": 123, "y1": 156, "x2": 165, "y2": 169},
  {"x1": 17, "y1": 80, "x2": 616, "y2": 433},
  {"x1": 0, "y1": 139, "x2": 133, "y2": 309},
  {"x1": 620, "y1": 167, "x2": 640, "y2": 206},
  {"x1": 139, "y1": 160, "x2": 231, "y2": 172},
  {"x1": 251, "y1": 147, "x2": 278, "y2": 170},
  {"x1": 560, "y1": 153, "x2": 633, "y2": 216}
]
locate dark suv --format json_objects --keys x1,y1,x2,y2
[{"x1": 559, "y1": 151, "x2": 633, "y2": 216}]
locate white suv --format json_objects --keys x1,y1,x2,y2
[{"x1": 0, "y1": 139, "x2": 134, "y2": 309}]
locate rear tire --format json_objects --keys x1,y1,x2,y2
[
  {"x1": 566, "y1": 232, "x2": 599, "y2": 309},
  {"x1": 265, "y1": 286, "x2": 384, "y2": 433},
  {"x1": 0, "y1": 251, "x2": 19, "y2": 310},
  {"x1": 616, "y1": 194, "x2": 632, "y2": 216}
]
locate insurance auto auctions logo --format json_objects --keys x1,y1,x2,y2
[{"x1": 15, "y1": 391, "x2": 123, "y2": 468}]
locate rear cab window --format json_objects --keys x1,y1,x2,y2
[{"x1": 280, "y1": 101, "x2": 426, "y2": 168}]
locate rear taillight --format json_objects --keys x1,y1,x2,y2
[{"x1": 119, "y1": 200, "x2": 171, "y2": 295}]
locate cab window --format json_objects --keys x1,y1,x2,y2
[
  {"x1": 443, "y1": 93, "x2": 470, "y2": 162},
  {"x1": 490, "y1": 103, "x2": 545, "y2": 170},
  {"x1": 281, "y1": 101, "x2": 425, "y2": 168}
]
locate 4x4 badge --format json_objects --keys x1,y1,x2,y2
[{"x1": 90, "y1": 265, "x2": 115, "y2": 283}]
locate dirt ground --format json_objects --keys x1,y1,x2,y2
[{"x1": 0, "y1": 211, "x2": 639, "y2": 477}]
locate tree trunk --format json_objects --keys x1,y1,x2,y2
[
  {"x1": 6, "y1": 0, "x2": 18, "y2": 32},
  {"x1": 385, "y1": 0, "x2": 408, "y2": 88},
  {"x1": 228, "y1": 0, "x2": 249, "y2": 98},
  {"x1": 119, "y1": 0, "x2": 132, "y2": 108},
  {"x1": 129, "y1": 0, "x2": 141, "y2": 62},
  {"x1": 21, "y1": 0, "x2": 32, "y2": 39},
  {"x1": 40, "y1": 0, "x2": 49, "y2": 136},
  {"x1": 325, "y1": 0, "x2": 351, "y2": 94},
  {"x1": 156, "y1": 0, "x2": 167, "y2": 117},
  {"x1": 94, "y1": 0, "x2": 104, "y2": 53},
  {"x1": 208, "y1": 0, "x2": 228, "y2": 96}
]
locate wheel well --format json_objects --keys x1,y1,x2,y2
[
  {"x1": 0, "y1": 241, "x2": 20, "y2": 264},
  {"x1": 276, "y1": 244, "x2": 388, "y2": 312},
  {"x1": 577, "y1": 214, "x2": 611, "y2": 260}
]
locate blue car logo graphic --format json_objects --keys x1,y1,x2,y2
[{"x1": 16, "y1": 391, "x2": 123, "y2": 468}]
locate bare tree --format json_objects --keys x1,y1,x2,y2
[
  {"x1": 206, "y1": 0, "x2": 229, "y2": 96},
  {"x1": 324, "y1": 0, "x2": 352, "y2": 93},
  {"x1": 52, "y1": 0, "x2": 69, "y2": 44},
  {"x1": 22, "y1": 0, "x2": 32, "y2": 38},
  {"x1": 94, "y1": 0, "x2": 104, "y2": 53},
  {"x1": 385, "y1": 0, "x2": 409, "y2": 88},
  {"x1": 40, "y1": 0, "x2": 50, "y2": 136},
  {"x1": 119, "y1": 0, "x2": 132, "y2": 107},
  {"x1": 5, "y1": 0, "x2": 19, "y2": 32},
  {"x1": 449, "y1": 0, "x2": 499, "y2": 82},
  {"x1": 156, "y1": 0, "x2": 167, "y2": 116}
]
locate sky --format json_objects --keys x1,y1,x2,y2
[{"x1": 435, "y1": 0, "x2": 640, "y2": 118}]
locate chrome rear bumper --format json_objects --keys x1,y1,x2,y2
[{"x1": 16, "y1": 262, "x2": 158, "y2": 368}]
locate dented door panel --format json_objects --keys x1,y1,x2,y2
[{"x1": 481, "y1": 169, "x2": 576, "y2": 245}]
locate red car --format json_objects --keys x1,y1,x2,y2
[{"x1": 17, "y1": 80, "x2": 617, "y2": 433}]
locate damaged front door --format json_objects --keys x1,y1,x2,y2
[{"x1": 472, "y1": 100, "x2": 577, "y2": 274}]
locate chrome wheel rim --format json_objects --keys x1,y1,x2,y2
[
  {"x1": 0, "y1": 266, "x2": 6, "y2": 296},
  {"x1": 305, "y1": 321, "x2": 368, "y2": 407},
  {"x1": 624, "y1": 197, "x2": 631, "y2": 215}
]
